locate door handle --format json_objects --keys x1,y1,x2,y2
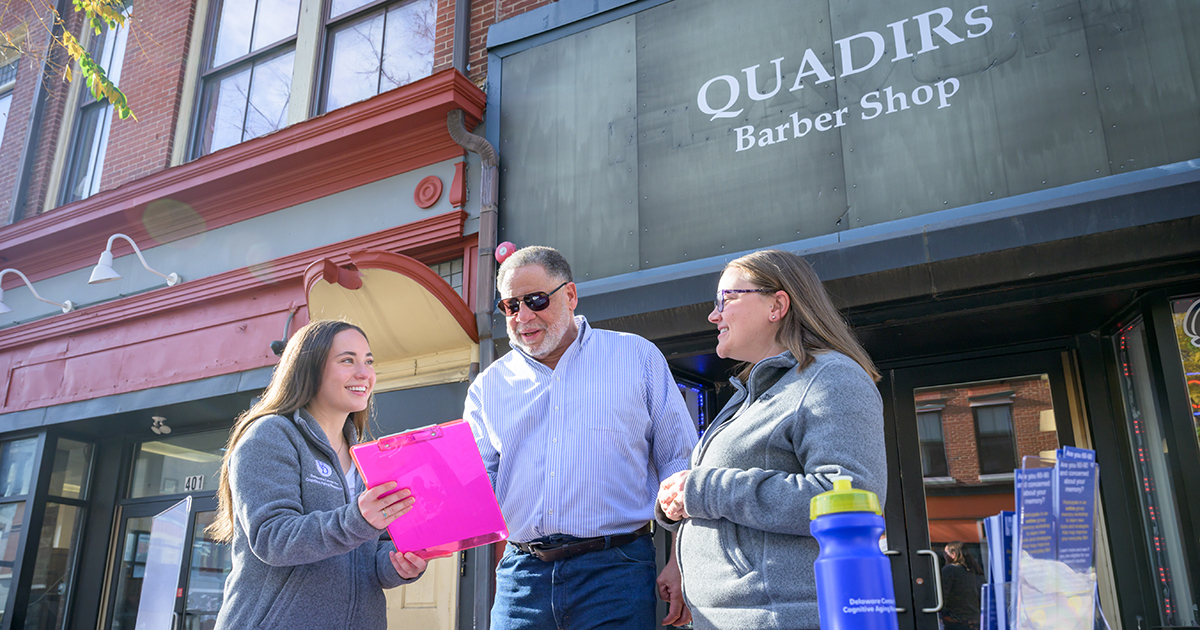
[
  {"x1": 171, "y1": 612, "x2": 179, "y2": 630},
  {"x1": 917, "y1": 549, "x2": 943, "y2": 613},
  {"x1": 882, "y1": 550, "x2": 907, "y2": 613}
]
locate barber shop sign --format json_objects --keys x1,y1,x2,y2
[{"x1": 695, "y1": 5, "x2": 992, "y2": 153}]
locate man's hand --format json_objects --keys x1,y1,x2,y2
[{"x1": 657, "y1": 552, "x2": 692, "y2": 626}]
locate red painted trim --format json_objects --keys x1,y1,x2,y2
[
  {"x1": 450, "y1": 161, "x2": 466, "y2": 208},
  {"x1": 0, "y1": 211, "x2": 468, "y2": 352},
  {"x1": 464, "y1": 239, "x2": 479, "y2": 313},
  {"x1": 0, "y1": 69, "x2": 486, "y2": 290}
]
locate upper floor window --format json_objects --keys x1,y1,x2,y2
[
  {"x1": 320, "y1": 0, "x2": 435, "y2": 113},
  {"x1": 59, "y1": 14, "x2": 129, "y2": 205},
  {"x1": 973, "y1": 402, "x2": 1017, "y2": 474},
  {"x1": 188, "y1": 0, "x2": 437, "y2": 159},
  {"x1": 916, "y1": 408, "x2": 950, "y2": 478},
  {"x1": 0, "y1": 59, "x2": 18, "y2": 153},
  {"x1": 192, "y1": 0, "x2": 301, "y2": 157}
]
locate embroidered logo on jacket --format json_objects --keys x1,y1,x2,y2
[{"x1": 315, "y1": 460, "x2": 333, "y2": 477}]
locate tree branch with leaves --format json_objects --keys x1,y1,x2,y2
[{"x1": 1, "y1": 0, "x2": 135, "y2": 120}]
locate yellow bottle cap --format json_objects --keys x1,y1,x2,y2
[{"x1": 810, "y1": 475, "x2": 882, "y2": 520}]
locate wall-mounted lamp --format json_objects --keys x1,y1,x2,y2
[
  {"x1": 150, "y1": 416, "x2": 172, "y2": 435},
  {"x1": 270, "y1": 307, "x2": 299, "y2": 356},
  {"x1": 0, "y1": 268, "x2": 75, "y2": 314},
  {"x1": 89, "y1": 233, "x2": 182, "y2": 286}
]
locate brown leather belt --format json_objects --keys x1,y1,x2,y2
[{"x1": 511, "y1": 522, "x2": 653, "y2": 562}]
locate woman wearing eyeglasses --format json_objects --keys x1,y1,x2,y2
[{"x1": 656, "y1": 249, "x2": 887, "y2": 630}]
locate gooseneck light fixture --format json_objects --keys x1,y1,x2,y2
[
  {"x1": 89, "y1": 233, "x2": 182, "y2": 286},
  {"x1": 0, "y1": 269, "x2": 75, "y2": 314}
]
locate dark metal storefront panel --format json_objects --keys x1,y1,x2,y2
[
  {"x1": 498, "y1": 16, "x2": 640, "y2": 281},
  {"x1": 492, "y1": 0, "x2": 1200, "y2": 282},
  {"x1": 634, "y1": 0, "x2": 847, "y2": 267}
]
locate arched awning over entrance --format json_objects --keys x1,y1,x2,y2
[{"x1": 304, "y1": 251, "x2": 478, "y2": 392}]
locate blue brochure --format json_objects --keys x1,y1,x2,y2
[
  {"x1": 1056, "y1": 447, "x2": 1097, "y2": 572},
  {"x1": 1015, "y1": 468, "x2": 1056, "y2": 560}
]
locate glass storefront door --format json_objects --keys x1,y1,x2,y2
[
  {"x1": 105, "y1": 430, "x2": 231, "y2": 630},
  {"x1": 883, "y1": 350, "x2": 1075, "y2": 630}
]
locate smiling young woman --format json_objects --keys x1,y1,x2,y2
[{"x1": 209, "y1": 319, "x2": 427, "y2": 630}]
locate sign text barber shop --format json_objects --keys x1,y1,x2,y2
[{"x1": 696, "y1": 5, "x2": 993, "y2": 153}]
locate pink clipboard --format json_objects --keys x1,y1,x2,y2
[{"x1": 350, "y1": 420, "x2": 508, "y2": 559}]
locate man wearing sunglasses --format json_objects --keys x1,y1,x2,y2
[{"x1": 465, "y1": 246, "x2": 698, "y2": 630}]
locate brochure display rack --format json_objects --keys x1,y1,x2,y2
[{"x1": 981, "y1": 446, "x2": 1108, "y2": 630}]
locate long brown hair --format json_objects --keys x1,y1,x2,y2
[
  {"x1": 725, "y1": 250, "x2": 880, "y2": 383},
  {"x1": 208, "y1": 320, "x2": 373, "y2": 542}
]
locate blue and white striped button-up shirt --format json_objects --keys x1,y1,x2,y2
[{"x1": 465, "y1": 316, "x2": 698, "y2": 543}]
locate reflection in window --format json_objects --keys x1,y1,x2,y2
[
  {"x1": 109, "y1": 516, "x2": 153, "y2": 630},
  {"x1": 1170, "y1": 295, "x2": 1200, "y2": 453},
  {"x1": 186, "y1": 511, "x2": 231, "y2": 627},
  {"x1": 0, "y1": 92, "x2": 12, "y2": 153},
  {"x1": 130, "y1": 430, "x2": 226, "y2": 499},
  {"x1": 0, "y1": 438, "x2": 38, "y2": 498},
  {"x1": 1116, "y1": 318, "x2": 1196, "y2": 625},
  {"x1": 322, "y1": 0, "x2": 435, "y2": 113},
  {"x1": 974, "y1": 404, "x2": 1017, "y2": 475},
  {"x1": 0, "y1": 503, "x2": 27, "y2": 624},
  {"x1": 917, "y1": 410, "x2": 950, "y2": 477},
  {"x1": 23, "y1": 504, "x2": 85, "y2": 630},
  {"x1": 193, "y1": 0, "x2": 300, "y2": 157},
  {"x1": 59, "y1": 13, "x2": 129, "y2": 205},
  {"x1": 0, "y1": 59, "x2": 15, "y2": 153},
  {"x1": 48, "y1": 439, "x2": 93, "y2": 500}
]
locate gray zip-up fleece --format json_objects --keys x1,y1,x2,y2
[
  {"x1": 660, "y1": 351, "x2": 887, "y2": 630},
  {"x1": 214, "y1": 410, "x2": 417, "y2": 630}
]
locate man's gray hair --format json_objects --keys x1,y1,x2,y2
[{"x1": 497, "y1": 246, "x2": 574, "y2": 286}]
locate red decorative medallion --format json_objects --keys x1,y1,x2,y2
[{"x1": 414, "y1": 176, "x2": 444, "y2": 209}]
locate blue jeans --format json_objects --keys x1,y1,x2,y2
[{"x1": 492, "y1": 534, "x2": 657, "y2": 630}]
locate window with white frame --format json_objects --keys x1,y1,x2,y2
[
  {"x1": 320, "y1": 0, "x2": 435, "y2": 113},
  {"x1": 191, "y1": 0, "x2": 302, "y2": 158},
  {"x1": 0, "y1": 59, "x2": 18, "y2": 153},
  {"x1": 189, "y1": 0, "x2": 436, "y2": 160},
  {"x1": 59, "y1": 13, "x2": 130, "y2": 205}
]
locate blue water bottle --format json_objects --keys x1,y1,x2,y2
[{"x1": 810, "y1": 475, "x2": 899, "y2": 630}]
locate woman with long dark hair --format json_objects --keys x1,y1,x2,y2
[
  {"x1": 656, "y1": 249, "x2": 888, "y2": 630},
  {"x1": 210, "y1": 319, "x2": 426, "y2": 630},
  {"x1": 941, "y1": 541, "x2": 985, "y2": 630}
]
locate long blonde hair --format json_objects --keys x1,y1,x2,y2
[
  {"x1": 208, "y1": 320, "x2": 373, "y2": 542},
  {"x1": 726, "y1": 250, "x2": 880, "y2": 383}
]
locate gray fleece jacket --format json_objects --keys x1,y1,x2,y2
[
  {"x1": 659, "y1": 351, "x2": 887, "y2": 630},
  {"x1": 214, "y1": 410, "x2": 416, "y2": 630}
]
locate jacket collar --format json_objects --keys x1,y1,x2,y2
[
  {"x1": 729, "y1": 351, "x2": 798, "y2": 401},
  {"x1": 292, "y1": 408, "x2": 357, "y2": 457}
]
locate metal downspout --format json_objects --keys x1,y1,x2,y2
[
  {"x1": 447, "y1": 106, "x2": 496, "y2": 630},
  {"x1": 448, "y1": 108, "x2": 498, "y2": 372}
]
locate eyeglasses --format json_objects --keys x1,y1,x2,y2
[
  {"x1": 714, "y1": 288, "x2": 774, "y2": 313},
  {"x1": 496, "y1": 282, "x2": 569, "y2": 317}
]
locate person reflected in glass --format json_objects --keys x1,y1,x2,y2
[
  {"x1": 210, "y1": 320, "x2": 426, "y2": 630},
  {"x1": 940, "y1": 541, "x2": 986, "y2": 630},
  {"x1": 656, "y1": 249, "x2": 888, "y2": 630}
]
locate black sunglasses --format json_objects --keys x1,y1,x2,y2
[{"x1": 496, "y1": 282, "x2": 569, "y2": 316}]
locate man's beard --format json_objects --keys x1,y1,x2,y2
[{"x1": 509, "y1": 315, "x2": 569, "y2": 358}]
